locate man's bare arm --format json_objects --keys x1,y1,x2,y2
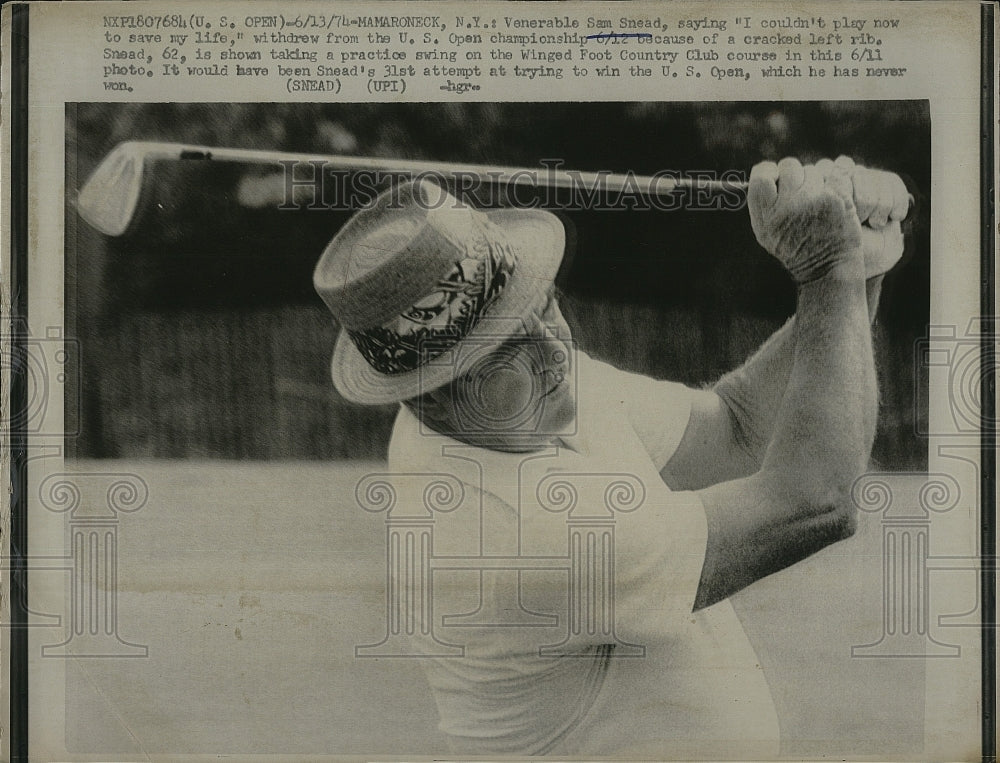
[
  {"x1": 662, "y1": 159, "x2": 908, "y2": 491},
  {"x1": 661, "y1": 277, "x2": 883, "y2": 491},
  {"x1": 687, "y1": 158, "x2": 878, "y2": 609},
  {"x1": 693, "y1": 262, "x2": 875, "y2": 608}
]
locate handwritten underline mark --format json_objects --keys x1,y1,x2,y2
[{"x1": 584, "y1": 32, "x2": 654, "y2": 41}]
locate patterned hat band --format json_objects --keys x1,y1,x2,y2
[{"x1": 346, "y1": 214, "x2": 517, "y2": 376}]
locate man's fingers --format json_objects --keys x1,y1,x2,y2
[
  {"x1": 867, "y1": 170, "x2": 909, "y2": 227},
  {"x1": 834, "y1": 155, "x2": 856, "y2": 173},
  {"x1": 777, "y1": 157, "x2": 806, "y2": 196},
  {"x1": 848, "y1": 163, "x2": 910, "y2": 226},
  {"x1": 868, "y1": 172, "x2": 896, "y2": 227},
  {"x1": 800, "y1": 163, "x2": 826, "y2": 198},
  {"x1": 852, "y1": 166, "x2": 879, "y2": 223},
  {"x1": 748, "y1": 161, "x2": 779, "y2": 209},
  {"x1": 826, "y1": 167, "x2": 854, "y2": 204},
  {"x1": 889, "y1": 173, "x2": 911, "y2": 221}
]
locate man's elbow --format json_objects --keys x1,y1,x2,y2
[
  {"x1": 803, "y1": 483, "x2": 858, "y2": 541},
  {"x1": 772, "y1": 475, "x2": 861, "y2": 560},
  {"x1": 817, "y1": 491, "x2": 859, "y2": 542}
]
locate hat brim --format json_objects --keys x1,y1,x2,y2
[{"x1": 329, "y1": 208, "x2": 565, "y2": 405}]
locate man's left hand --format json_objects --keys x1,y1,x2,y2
[{"x1": 818, "y1": 156, "x2": 910, "y2": 277}]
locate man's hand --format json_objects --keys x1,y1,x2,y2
[
  {"x1": 818, "y1": 156, "x2": 910, "y2": 277},
  {"x1": 748, "y1": 158, "x2": 863, "y2": 283}
]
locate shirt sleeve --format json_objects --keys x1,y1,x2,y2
[
  {"x1": 516, "y1": 485, "x2": 709, "y2": 651},
  {"x1": 609, "y1": 488, "x2": 709, "y2": 645},
  {"x1": 584, "y1": 355, "x2": 697, "y2": 471},
  {"x1": 514, "y1": 462, "x2": 710, "y2": 651}
]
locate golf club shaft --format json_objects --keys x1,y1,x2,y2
[
  {"x1": 139, "y1": 141, "x2": 747, "y2": 197},
  {"x1": 77, "y1": 140, "x2": 914, "y2": 238}
]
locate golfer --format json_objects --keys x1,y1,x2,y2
[{"x1": 313, "y1": 157, "x2": 910, "y2": 757}]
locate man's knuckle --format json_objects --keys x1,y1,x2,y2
[{"x1": 855, "y1": 190, "x2": 876, "y2": 208}]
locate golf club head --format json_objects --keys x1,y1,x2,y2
[{"x1": 76, "y1": 141, "x2": 149, "y2": 237}]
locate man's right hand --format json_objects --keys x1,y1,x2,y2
[
  {"x1": 748, "y1": 158, "x2": 864, "y2": 284},
  {"x1": 817, "y1": 156, "x2": 909, "y2": 277}
]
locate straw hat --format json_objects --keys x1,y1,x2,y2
[{"x1": 313, "y1": 179, "x2": 565, "y2": 404}]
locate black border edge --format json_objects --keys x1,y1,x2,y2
[
  {"x1": 981, "y1": 3, "x2": 997, "y2": 763},
  {"x1": 9, "y1": 2, "x2": 29, "y2": 762}
]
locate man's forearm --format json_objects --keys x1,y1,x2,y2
[
  {"x1": 762, "y1": 260, "x2": 877, "y2": 500},
  {"x1": 693, "y1": 259, "x2": 879, "y2": 608},
  {"x1": 712, "y1": 275, "x2": 883, "y2": 471}
]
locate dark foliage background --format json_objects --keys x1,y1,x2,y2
[{"x1": 65, "y1": 102, "x2": 930, "y2": 468}]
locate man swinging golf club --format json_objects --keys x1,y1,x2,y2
[{"x1": 313, "y1": 156, "x2": 910, "y2": 757}]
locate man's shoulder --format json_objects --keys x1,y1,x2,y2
[
  {"x1": 575, "y1": 350, "x2": 620, "y2": 382},
  {"x1": 575, "y1": 351, "x2": 673, "y2": 395},
  {"x1": 575, "y1": 351, "x2": 689, "y2": 412},
  {"x1": 574, "y1": 351, "x2": 642, "y2": 405}
]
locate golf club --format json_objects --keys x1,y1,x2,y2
[{"x1": 76, "y1": 140, "x2": 750, "y2": 237}]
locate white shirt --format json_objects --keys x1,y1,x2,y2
[{"x1": 387, "y1": 353, "x2": 779, "y2": 757}]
